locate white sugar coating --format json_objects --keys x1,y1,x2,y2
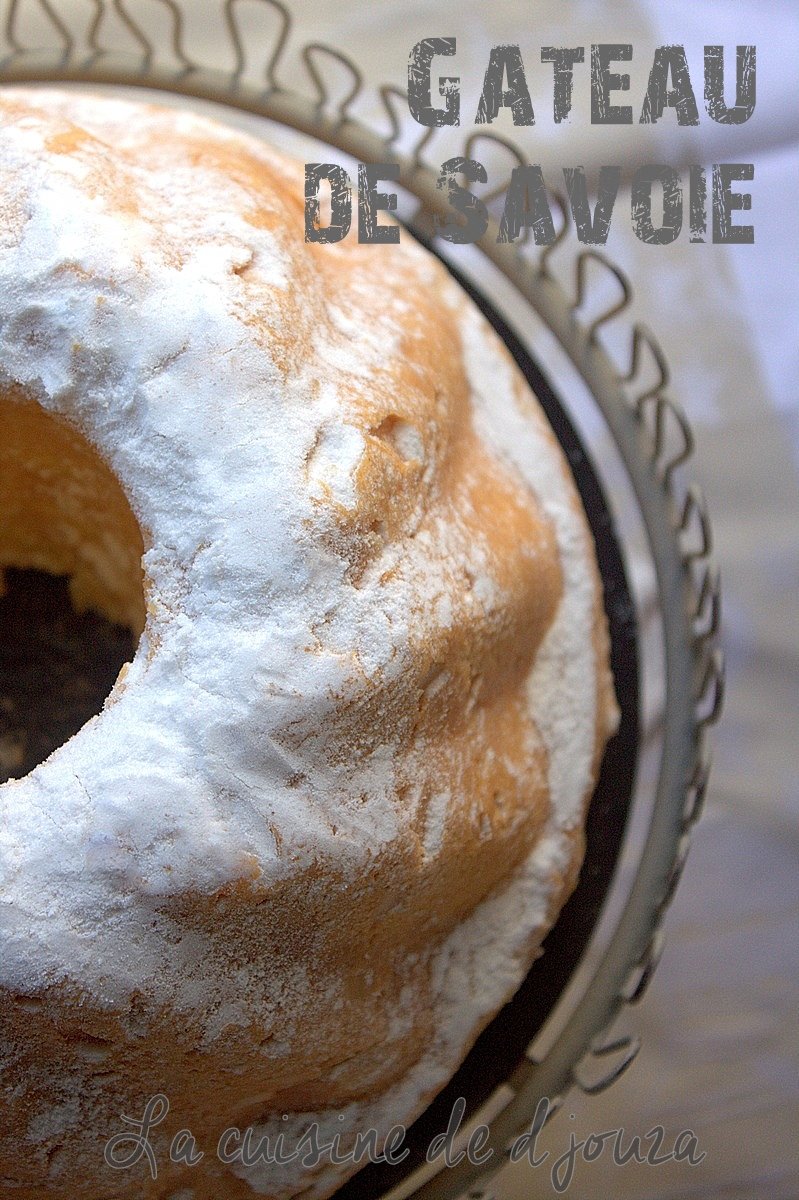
[
  {"x1": 0, "y1": 91, "x2": 409, "y2": 1004},
  {"x1": 0, "y1": 90, "x2": 616, "y2": 1199},
  {"x1": 232, "y1": 301, "x2": 617, "y2": 1199},
  {"x1": 233, "y1": 833, "x2": 575, "y2": 1199},
  {"x1": 456, "y1": 298, "x2": 618, "y2": 824}
]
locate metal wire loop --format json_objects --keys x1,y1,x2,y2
[
  {"x1": 301, "y1": 41, "x2": 363, "y2": 120},
  {"x1": 623, "y1": 322, "x2": 671, "y2": 399},
  {"x1": 462, "y1": 130, "x2": 525, "y2": 202},
  {"x1": 572, "y1": 1035, "x2": 641, "y2": 1096},
  {"x1": 660, "y1": 833, "x2": 692, "y2": 911},
  {"x1": 86, "y1": 0, "x2": 105, "y2": 57},
  {"x1": 572, "y1": 249, "x2": 632, "y2": 343},
  {"x1": 635, "y1": 393, "x2": 695, "y2": 484},
  {"x1": 696, "y1": 649, "x2": 725, "y2": 730},
  {"x1": 692, "y1": 562, "x2": 722, "y2": 644},
  {"x1": 679, "y1": 484, "x2": 713, "y2": 562},
  {"x1": 159, "y1": 0, "x2": 194, "y2": 72},
  {"x1": 7, "y1": 0, "x2": 73, "y2": 57},
  {"x1": 683, "y1": 750, "x2": 712, "y2": 827},
  {"x1": 224, "y1": 0, "x2": 290, "y2": 89},
  {"x1": 111, "y1": 0, "x2": 153, "y2": 65},
  {"x1": 378, "y1": 83, "x2": 435, "y2": 167},
  {"x1": 537, "y1": 189, "x2": 570, "y2": 278}
]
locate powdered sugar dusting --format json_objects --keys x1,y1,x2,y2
[
  {"x1": 0, "y1": 90, "x2": 614, "y2": 1200},
  {"x1": 0, "y1": 90, "x2": 412, "y2": 1009},
  {"x1": 456, "y1": 298, "x2": 601, "y2": 825},
  {"x1": 234, "y1": 298, "x2": 607, "y2": 1200}
]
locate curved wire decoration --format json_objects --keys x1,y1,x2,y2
[{"x1": 0, "y1": 2, "x2": 724, "y2": 1197}]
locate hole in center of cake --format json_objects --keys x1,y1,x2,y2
[{"x1": 0, "y1": 391, "x2": 146, "y2": 784}]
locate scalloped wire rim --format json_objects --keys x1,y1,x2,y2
[{"x1": 0, "y1": 1, "x2": 724, "y2": 1197}]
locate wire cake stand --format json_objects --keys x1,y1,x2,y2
[{"x1": 0, "y1": 3, "x2": 725, "y2": 1198}]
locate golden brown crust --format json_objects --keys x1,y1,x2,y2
[{"x1": 0, "y1": 90, "x2": 618, "y2": 1200}]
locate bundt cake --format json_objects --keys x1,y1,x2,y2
[{"x1": 0, "y1": 89, "x2": 618, "y2": 1199}]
